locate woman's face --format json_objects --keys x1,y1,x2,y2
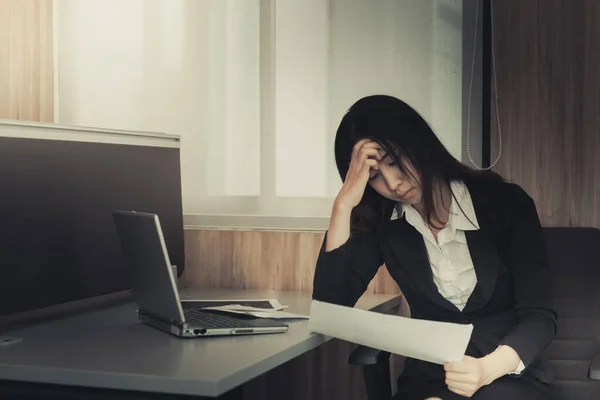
[{"x1": 367, "y1": 145, "x2": 423, "y2": 206}]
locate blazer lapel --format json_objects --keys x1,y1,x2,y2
[
  {"x1": 382, "y1": 215, "x2": 505, "y2": 314},
  {"x1": 462, "y1": 228, "x2": 504, "y2": 313},
  {"x1": 382, "y1": 218, "x2": 458, "y2": 312}
]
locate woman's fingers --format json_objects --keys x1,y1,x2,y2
[
  {"x1": 350, "y1": 147, "x2": 382, "y2": 176},
  {"x1": 362, "y1": 158, "x2": 379, "y2": 176},
  {"x1": 351, "y1": 138, "x2": 372, "y2": 158},
  {"x1": 351, "y1": 139, "x2": 382, "y2": 161},
  {"x1": 357, "y1": 147, "x2": 382, "y2": 163}
]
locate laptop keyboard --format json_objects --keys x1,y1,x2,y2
[{"x1": 183, "y1": 309, "x2": 254, "y2": 328}]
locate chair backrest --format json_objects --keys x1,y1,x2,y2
[{"x1": 544, "y1": 227, "x2": 600, "y2": 400}]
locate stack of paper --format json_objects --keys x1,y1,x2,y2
[
  {"x1": 308, "y1": 300, "x2": 473, "y2": 365},
  {"x1": 203, "y1": 304, "x2": 308, "y2": 319},
  {"x1": 187, "y1": 299, "x2": 309, "y2": 319}
]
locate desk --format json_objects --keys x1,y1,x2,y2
[{"x1": 0, "y1": 289, "x2": 401, "y2": 399}]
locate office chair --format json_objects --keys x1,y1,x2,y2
[{"x1": 348, "y1": 227, "x2": 600, "y2": 400}]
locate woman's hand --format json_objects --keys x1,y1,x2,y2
[
  {"x1": 333, "y1": 138, "x2": 381, "y2": 211},
  {"x1": 324, "y1": 139, "x2": 381, "y2": 252},
  {"x1": 444, "y1": 355, "x2": 489, "y2": 398},
  {"x1": 443, "y1": 346, "x2": 522, "y2": 397}
]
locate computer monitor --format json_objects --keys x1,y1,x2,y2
[{"x1": 0, "y1": 126, "x2": 185, "y2": 324}]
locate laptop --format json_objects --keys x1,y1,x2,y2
[{"x1": 112, "y1": 210, "x2": 289, "y2": 338}]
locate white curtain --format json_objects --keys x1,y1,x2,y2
[{"x1": 55, "y1": 0, "x2": 463, "y2": 221}]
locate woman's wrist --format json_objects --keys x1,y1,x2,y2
[
  {"x1": 480, "y1": 345, "x2": 522, "y2": 385},
  {"x1": 332, "y1": 197, "x2": 354, "y2": 215},
  {"x1": 325, "y1": 201, "x2": 353, "y2": 252}
]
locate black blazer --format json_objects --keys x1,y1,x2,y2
[{"x1": 312, "y1": 179, "x2": 557, "y2": 385}]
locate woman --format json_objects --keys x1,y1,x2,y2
[{"x1": 312, "y1": 95, "x2": 557, "y2": 399}]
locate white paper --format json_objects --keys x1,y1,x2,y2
[
  {"x1": 207, "y1": 308, "x2": 309, "y2": 319},
  {"x1": 202, "y1": 304, "x2": 287, "y2": 313},
  {"x1": 191, "y1": 299, "x2": 308, "y2": 319},
  {"x1": 308, "y1": 300, "x2": 473, "y2": 365},
  {"x1": 250, "y1": 311, "x2": 308, "y2": 319}
]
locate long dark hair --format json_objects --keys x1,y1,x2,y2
[{"x1": 334, "y1": 95, "x2": 503, "y2": 232}]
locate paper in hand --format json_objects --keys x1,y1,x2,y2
[{"x1": 308, "y1": 300, "x2": 473, "y2": 365}]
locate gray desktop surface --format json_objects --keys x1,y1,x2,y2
[{"x1": 0, "y1": 289, "x2": 401, "y2": 397}]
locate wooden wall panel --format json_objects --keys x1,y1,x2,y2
[
  {"x1": 0, "y1": 0, "x2": 54, "y2": 122},
  {"x1": 490, "y1": 0, "x2": 600, "y2": 227},
  {"x1": 182, "y1": 229, "x2": 401, "y2": 295}
]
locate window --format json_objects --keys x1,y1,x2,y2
[{"x1": 55, "y1": 0, "x2": 475, "y2": 229}]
